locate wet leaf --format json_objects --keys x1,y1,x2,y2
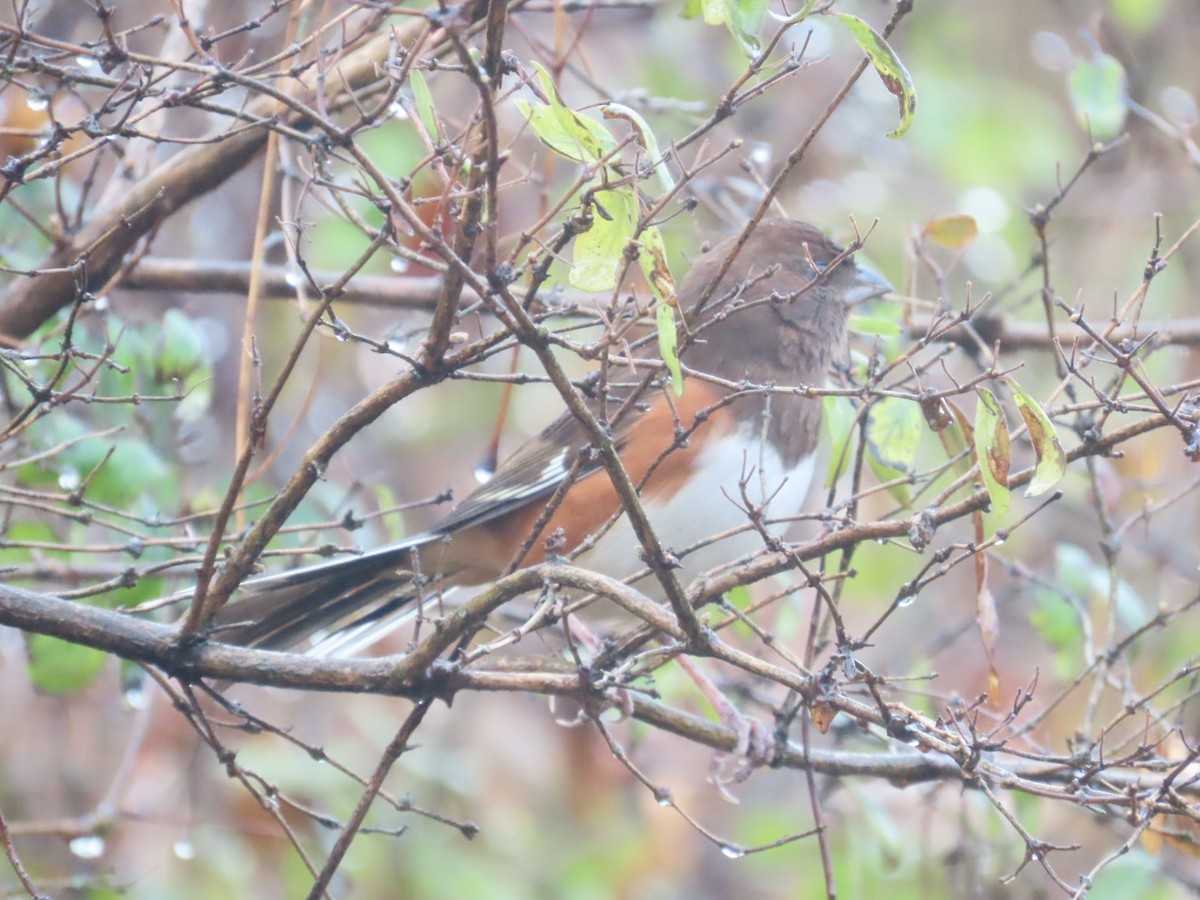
[
  {"x1": 656, "y1": 303, "x2": 683, "y2": 398},
  {"x1": 835, "y1": 13, "x2": 917, "y2": 137},
  {"x1": 867, "y1": 397, "x2": 922, "y2": 473},
  {"x1": 638, "y1": 224, "x2": 676, "y2": 302},
  {"x1": 516, "y1": 62, "x2": 618, "y2": 163},
  {"x1": 571, "y1": 188, "x2": 637, "y2": 291},
  {"x1": 1008, "y1": 379, "x2": 1066, "y2": 497},
  {"x1": 726, "y1": 0, "x2": 769, "y2": 56},
  {"x1": 973, "y1": 387, "x2": 1011, "y2": 517},
  {"x1": 602, "y1": 103, "x2": 675, "y2": 193},
  {"x1": 640, "y1": 226, "x2": 684, "y2": 396}
]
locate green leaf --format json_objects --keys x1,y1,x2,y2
[
  {"x1": 680, "y1": 0, "x2": 703, "y2": 18},
  {"x1": 1108, "y1": 0, "x2": 1166, "y2": 34},
  {"x1": 1068, "y1": 52, "x2": 1128, "y2": 140},
  {"x1": 1007, "y1": 379, "x2": 1067, "y2": 497},
  {"x1": 570, "y1": 188, "x2": 637, "y2": 292},
  {"x1": 935, "y1": 400, "x2": 975, "y2": 478},
  {"x1": 641, "y1": 224, "x2": 684, "y2": 394},
  {"x1": 847, "y1": 314, "x2": 902, "y2": 337},
  {"x1": 699, "y1": 0, "x2": 725, "y2": 25},
  {"x1": 823, "y1": 394, "x2": 856, "y2": 488},
  {"x1": 637, "y1": 224, "x2": 676, "y2": 302},
  {"x1": 409, "y1": 69, "x2": 440, "y2": 141},
  {"x1": 27, "y1": 631, "x2": 107, "y2": 695},
  {"x1": 866, "y1": 397, "x2": 922, "y2": 473},
  {"x1": 726, "y1": 0, "x2": 769, "y2": 56},
  {"x1": 515, "y1": 100, "x2": 594, "y2": 164},
  {"x1": 155, "y1": 309, "x2": 206, "y2": 382},
  {"x1": 175, "y1": 365, "x2": 214, "y2": 423},
  {"x1": 80, "y1": 437, "x2": 173, "y2": 509},
  {"x1": 602, "y1": 104, "x2": 675, "y2": 193},
  {"x1": 518, "y1": 62, "x2": 617, "y2": 163},
  {"x1": 834, "y1": 13, "x2": 917, "y2": 138},
  {"x1": 726, "y1": 585, "x2": 752, "y2": 609},
  {"x1": 656, "y1": 303, "x2": 683, "y2": 398},
  {"x1": 973, "y1": 387, "x2": 1011, "y2": 517},
  {"x1": 867, "y1": 452, "x2": 911, "y2": 507}
]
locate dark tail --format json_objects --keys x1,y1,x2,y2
[{"x1": 207, "y1": 532, "x2": 447, "y2": 651}]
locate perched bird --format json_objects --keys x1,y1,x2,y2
[{"x1": 208, "y1": 219, "x2": 891, "y2": 653}]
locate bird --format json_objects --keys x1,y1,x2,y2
[{"x1": 206, "y1": 219, "x2": 892, "y2": 654}]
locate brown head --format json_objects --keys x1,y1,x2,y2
[{"x1": 679, "y1": 219, "x2": 890, "y2": 387}]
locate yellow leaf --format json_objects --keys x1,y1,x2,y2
[{"x1": 924, "y1": 214, "x2": 978, "y2": 249}]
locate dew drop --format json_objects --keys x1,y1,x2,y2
[
  {"x1": 26, "y1": 89, "x2": 49, "y2": 112},
  {"x1": 283, "y1": 268, "x2": 303, "y2": 288},
  {"x1": 473, "y1": 463, "x2": 493, "y2": 484},
  {"x1": 69, "y1": 835, "x2": 105, "y2": 859},
  {"x1": 390, "y1": 256, "x2": 410, "y2": 274},
  {"x1": 719, "y1": 844, "x2": 745, "y2": 859},
  {"x1": 896, "y1": 594, "x2": 916, "y2": 609},
  {"x1": 76, "y1": 55, "x2": 96, "y2": 69},
  {"x1": 58, "y1": 468, "x2": 81, "y2": 491},
  {"x1": 388, "y1": 101, "x2": 409, "y2": 121},
  {"x1": 92, "y1": 294, "x2": 110, "y2": 311},
  {"x1": 123, "y1": 683, "x2": 149, "y2": 710},
  {"x1": 172, "y1": 836, "x2": 195, "y2": 860},
  {"x1": 749, "y1": 142, "x2": 772, "y2": 167}
]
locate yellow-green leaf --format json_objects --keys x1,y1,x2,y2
[
  {"x1": 1008, "y1": 379, "x2": 1067, "y2": 497},
  {"x1": 571, "y1": 189, "x2": 637, "y2": 291},
  {"x1": 848, "y1": 314, "x2": 902, "y2": 337},
  {"x1": 644, "y1": 225, "x2": 682, "y2": 396},
  {"x1": 638, "y1": 225, "x2": 676, "y2": 302},
  {"x1": 866, "y1": 396, "x2": 922, "y2": 473},
  {"x1": 867, "y1": 451, "x2": 912, "y2": 508},
  {"x1": 27, "y1": 632, "x2": 107, "y2": 695},
  {"x1": 867, "y1": 397, "x2": 921, "y2": 508},
  {"x1": 936, "y1": 399, "x2": 975, "y2": 478},
  {"x1": 602, "y1": 104, "x2": 675, "y2": 193},
  {"x1": 515, "y1": 99, "x2": 598, "y2": 164},
  {"x1": 726, "y1": 0, "x2": 769, "y2": 56},
  {"x1": 823, "y1": 394, "x2": 856, "y2": 488},
  {"x1": 1068, "y1": 51, "x2": 1128, "y2": 140},
  {"x1": 834, "y1": 13, "x2": 917, "y2": 138},
  {"x1": 656, "y1": 302, "x2": 683, "y2": 397},
  {"x1": 409, "y1": 69, "x2": 440, "y2": 141},
  {"x1": 699, "y1": 0, "x2": 725, "y2": 25},
  {"x1": 521, "y1": 61, "x2": 617, "y2": 163},
  {"x1": 974, "y1": 387, "x2": 1011, "y2": 517},
  {"x1": 924, "y1": 214, "x2": 978, "y2": 250}
]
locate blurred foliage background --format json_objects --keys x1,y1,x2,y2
[{"x1": 3, "y1": 0, "x2": 1200, "y2": 897}]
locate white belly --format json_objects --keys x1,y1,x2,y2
[{"x1": 576, "y1": 425, "x2": 816, "y2": 598}]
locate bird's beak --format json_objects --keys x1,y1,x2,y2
[{"x1": 842, "y1": 263, "x2": 893, "y2": 306}]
